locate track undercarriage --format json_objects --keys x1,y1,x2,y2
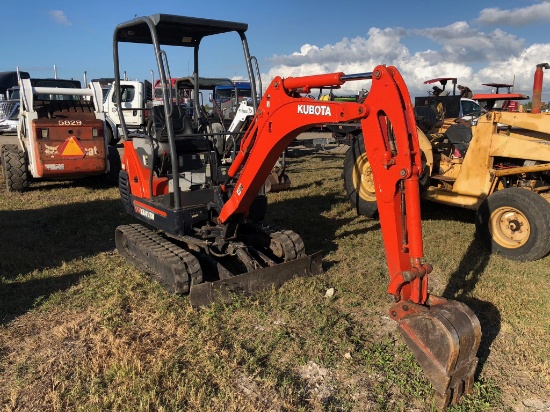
[{"x1": 115, "y1": 221, "x2": 322, "y2": 306}]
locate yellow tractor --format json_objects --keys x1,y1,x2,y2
[{"x1": 344, "y1": 72, "x2": 550, "y2": 261}]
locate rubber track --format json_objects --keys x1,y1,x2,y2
[
  {"x1": 245, "y1": 222, "x2": 306, "y2": 261},
  {"x1": 116, "y1": 224, "x2": 203, "y2": 293},
  {"x1": 272, "y1": 229, "x2": 306, "y2": 261}
]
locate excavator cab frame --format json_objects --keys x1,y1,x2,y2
[{"x1": 113, "y1": 14, "x2": 260, "y2": 208}]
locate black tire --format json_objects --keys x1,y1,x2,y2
[
  {"x1": 2, "y1": 144, "x2": 29, "y2": 192},
  {"x1": 476, "y1": 188, "x2": 550, "y2": 261},
  {"x1": 343, "y1": 134, "x2": 379, "y2": 218},
  {"x1": 106, "y1": 125, "x2": 120, "y2": 146},
  {"x1": 106, "y1": 146, "x2": 122, "y2": 185}
]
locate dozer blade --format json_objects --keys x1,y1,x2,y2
[
  {"x1": 189, "y1": 251, "x2": 323, "y2": 307},
  {"x1": 390, "y1": 298, "x2": 481, "y2": 409}
]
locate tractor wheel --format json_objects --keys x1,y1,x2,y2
[
  {"x1": 2, "y1": 144, "x2": 29, "y2": 192},
  {"x1": 343, "y1": 134, "x2": 379, "y2": 218},
  {"x1": 476, "y1": 188, "x2": 550, "y2": 261}
]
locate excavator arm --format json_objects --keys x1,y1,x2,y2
[
  {"x1": 218, "y1": 65, "x2": 481, "y2": 408},
  {"x1": 219, "y1": 65, "x2": 429, "y2": 304}
]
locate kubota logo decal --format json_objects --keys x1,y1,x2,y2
[
  {"x1": 297, "y1": 104, "x2": 332, "y2": 116},
  {"x1": 134, "y1": 205, "x2": 155, "y2": 220}
]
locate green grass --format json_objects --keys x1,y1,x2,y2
[{"x1": 0, "y1": 147, "x2": 548, "y2": 411}]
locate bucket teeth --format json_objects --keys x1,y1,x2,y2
[{"x1": 392, "y1": 299, "x2": 481, "y2": 408}]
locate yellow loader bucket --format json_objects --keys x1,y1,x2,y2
[{"x1": 390, "y1": 297, "x2": 482, "y2": 408}]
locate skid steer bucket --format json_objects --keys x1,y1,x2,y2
[
  {"x1": 190, "y1": 251, "x2": 323, "y2": 306},
  {"x1": 390, "y1": 298, "x2": 481, "y2": 408}
]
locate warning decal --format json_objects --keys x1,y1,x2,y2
[{"x1": 60, "y1": 137, "x2": 85, "y2": 157}]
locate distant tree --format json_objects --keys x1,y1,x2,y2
[{"x1": 523, "y1": 101, "x2": 548, "y2": 111}]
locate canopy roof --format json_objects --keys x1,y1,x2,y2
[
  {"x1": 114, "y1": 14, "x2": 248, "y2": 47},
  {"x1": 424, "y1": 78, "x2": 457, "y2": 85}
]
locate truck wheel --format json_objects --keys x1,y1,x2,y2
[
  {"x1": 2, "y1": 144, "x2": 29, "y2": 192},
  {"x1": 106, "y1": 125, "x2": 120, "y2": 146},
  {"x1": 476, "y1": 188, "x2": 550, "y2": 261},
  {"x1": 343, "y1": 134, "x2": 379, "y2": 218}
]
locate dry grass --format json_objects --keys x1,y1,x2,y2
[{"x1": 0, "y1": 145, "x2": 548, "y2": 411}]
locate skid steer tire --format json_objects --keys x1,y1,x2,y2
[
  {"x1": 2, "y1": 144, "x2": 29, "y2": 192},
  {"x1": 476, "y1": 188, "x2": 550, "y2": 261},
  {"x1": 343, "y1": 134, "x2": 379, "y2": 218}
]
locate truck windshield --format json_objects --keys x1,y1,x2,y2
[
  {"x1": 154, "y1": 87, "x2": 177, "y2": 100},
  {"x1": 216, "y1": 88, "x2": 251, "y2": 100},
  {"x1": 112, "y1": 85, "x2": 136, "y2": 103},
  {"x1": 461, "y1": 100, "x2": 482, "y2": 116}
]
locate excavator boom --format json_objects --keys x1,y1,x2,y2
[
  {"x1": 218, "y1": 65, "x2": 481, "y2": 408},
  {"x1": 220, "y1": 66, "x2": 428, "y2": 304}
]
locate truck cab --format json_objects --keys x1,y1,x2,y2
[
  {"x1": 102, "y1": 80, "x2": 152, "y2": 145},
  {"x1": 416, "y1": 77, "x2": 483, "y2": 126},
  {"x1": 212, "y1": 81, "x2": 252, "y2": 122}
]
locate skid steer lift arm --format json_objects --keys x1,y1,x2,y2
[{"x1": 218, "y1": 65, "x2": 481, "y2": 408}]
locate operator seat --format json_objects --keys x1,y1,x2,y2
[
  {"x1": 414, "y1": 105, "x2": 438, "y2": 133},
  {"x1": 444, "y1": 123, "x2": 472, "y2": 157},
  {"x1": 151, "y1": 104, "x2": 194, "y2": 142},
  {"x1": 150, "y1": 105, "x2": 210, "y2": 153}
]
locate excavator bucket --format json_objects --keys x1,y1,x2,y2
[
  {"x1": 390, "y1": 298, "x2": 482, "y2": 408},
  {"x1": 189, "y1": 251, "x2": 323, "y2": 306},
  {"x1": 265, "y1": 171, "x2": 292, "y2": 193}
]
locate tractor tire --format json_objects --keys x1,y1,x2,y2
[
  {"x1": 476, "y1": 188, "x2": 550, "y2": 261},
  {"x1": 2, "y1": 144, "x2": 29, "y2": 192},
  {"x1": 343, "y1": 134, "x2": 379, "y2": 218}
]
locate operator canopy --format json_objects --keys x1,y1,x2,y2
[{"x1": 114, "y1": 14, "x2": 248, "y2": 46}]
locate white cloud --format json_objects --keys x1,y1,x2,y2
[
  {"x1": 476, "y1": 1, "x2": 550, "y2": 26},
  {"x1": 263, "y1": 22, "x2": 546, "y2": 99},
  {"x1": 48, "y1": 10, "x2": 71, "y2": 26},
  {"x1": 270, "y1": 28, "x2": 408, "y2": 67},
  {"x1": 472, "y1": 43, "x2": 550, "y2": 95},
  {"x1": 411, "y1": 23, "x2": 525, "y2": 64}
]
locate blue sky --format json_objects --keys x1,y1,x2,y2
[{"x1": 3, "y1": 0, "x2": 550, "y2": 100}]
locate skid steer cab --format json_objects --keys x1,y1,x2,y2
[
  {"x1": 1, "y1": 77, "x2": 116, "y2": 192},
  {"x1": 112, "y1": 14, "x2": 481, "y2": 408}
]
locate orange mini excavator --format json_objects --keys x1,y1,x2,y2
[{"x1": 112, "y1": 14, "x2": 481, "y2": 408}]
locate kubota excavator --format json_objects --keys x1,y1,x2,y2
[{"x1": 112, "y1": 14, "x2": 481, "y2": 408}]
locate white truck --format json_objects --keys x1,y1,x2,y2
[{"x1": 101, "y1": 80, "x2": 152, "y2": 145}]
